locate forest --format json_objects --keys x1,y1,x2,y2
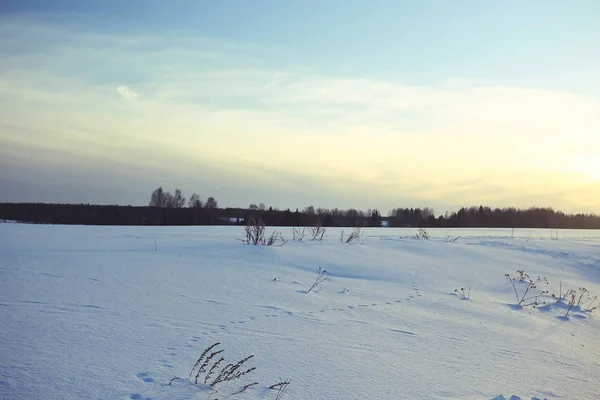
[{"x1": 1, "y1": 186, "x2": 599, "y2": 229}]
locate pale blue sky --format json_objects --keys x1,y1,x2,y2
[{"x1": 1, "y1": 1, "x2": 599, "y2": 213}]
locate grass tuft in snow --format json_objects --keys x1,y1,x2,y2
[
  {"x1": 344, "y1": 226, "x2": 364, "y2": 243},
  {"x1": 561, "y1": 287, "x2": 599, "y2": 317},
  {"x1": 241, "y1": 218, "x2": 287, "y2": 246},
  {"x1": 292, "y1": 227, "x2": 305, "y2": 241},
  {"x1": 168, "y1": 342, "x2": 292, "y2": 399},
  {"x1": 563, "y1": 289, "x2": 578, "y2": 318},
  {"x1": 308, "y1": 223, "x2": 326, "y2": 241},
  {"x1": 454, "y1": 287, "x2": 471, "y2": 300},
  {"x1": 505, "y1": 269, "x2": 549, "y2": 308},
  {"x1": 413, "y1": 228, "x2": 430, "y2": 240},
  {"x1": 444, "y1": 230, "x2": 460, "y2": 242},
  {"x1": 169, "y1": 343, "x2": 257, "y2": 391},
  {"x1": 269, "y1": 380, "x2": 292, "y2": 400},
  {"x1": 230, "y1": 381, "x2": 259, "y2": 396},
  {"x1": 307, "y1": 267, "x2": 330, "y2": 293},
  {"x1": 584, "y1": 294, "x2": 599, "y2": 312}
]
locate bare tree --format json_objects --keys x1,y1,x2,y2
[
  {"x1": 188, "y1": 193, "x2": 202, "y2": 208},
  {"x1": 149, "y1": 187, "x2": 167, "y2": 207},
  {"x1": 258, "y1": 203, "x2": 266, "y2": 211},
  {"x1": 303, "y1": 205, "x2": 315, "y2": 215},
  {"x1": 422, "y1": 207, "x2": 435, "y2": 219},
  {"x1": 345, "y1": 208, "x2": 359, "y2": 218},
  {"x1": 316, "y1": 207, "x2": 329, "y2": 216},
  {"x1": 172, "y1": 189, "x2": 186, "y2": 208},
  {"x1": 205, "y1": 196, "x2": 218, "y2": 209},
  {"x1": 164, "y1": 192, "x2": 175, "y2": 207}
]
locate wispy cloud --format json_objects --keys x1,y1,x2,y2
[
  {"x1": 116, "y1": 85, "x2": 138, "y2": 101},
  {"x1": 0, "y1": 16, "x2": 599, "y2": 212}
]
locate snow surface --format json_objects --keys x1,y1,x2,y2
[{"x1": 1, "y1": 224, "x2": 600, "y2": 400}]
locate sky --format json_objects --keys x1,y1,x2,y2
[{"x1": 1, "y1": 0, "x2": 599, "y2": 215}]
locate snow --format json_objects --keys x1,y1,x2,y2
[{"x1": 1, "y1": 225, "x2": 600, "y2": 400}]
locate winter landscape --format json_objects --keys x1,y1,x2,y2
[
  {"x1": 1, "y1": 222, "x2": 599, "y2": 400},
  {"x1": 2, "y1": 1, "x2": 600, "y2": 399}
]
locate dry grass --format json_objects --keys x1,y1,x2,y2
[
  {"x1": 292, "y1": 227, "x2": 305, "y2": 241},
  {"x1": 505, "y1": 270, "x2": 549, "y2": 307},
  {"x1": 563, "y1": 287, "x2": 599, "y2": 317},
  {"x1": 169, "y1": 342, "x2": 255, "y2": 388},
  {"x1": 444, "y1": 230, "x2": 460, "y2": 243},
  {"x1": 169, "y1": 342, "x2": 291, "y2": 399},
  {"x1": 242, "y1": 218, "x2": 287, "y2": 246},
  {"x1": 308, "y1": 223, "x2": 326, "y2": 241},
  {"x1": 343, "y1": 226, "x2": 364, "y2": 243},
  {"x1": 454, "y1": 287, "x2": 471, "y2": 299},
  {"x1": 307, "y1": 267, "x2": 330, "y2": 293},
  {"x1": 269, "y1": 380, "x2": 292, "y2": 400},
  {"x1": 413, "y1": 228, "x2": 430, "y2": 240}
]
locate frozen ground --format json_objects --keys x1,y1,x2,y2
[{"x1": 1, "y1": 224, "x2": 600, "y2": 400}]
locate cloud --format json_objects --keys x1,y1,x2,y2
[{"x1": 117, "y1": 85, "x2": 138, "y2": 101}]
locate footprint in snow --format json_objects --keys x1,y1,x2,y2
[
  {"x1": 130, "y1": 394, "x2": 152, "y2": 400},
  {"x1": 136, "y1": 372, "x2": 154, "y2": 383}
]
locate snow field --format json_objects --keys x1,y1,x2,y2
[{"x1": 1, "y1": 224, "x2": 599, "y2": 399}]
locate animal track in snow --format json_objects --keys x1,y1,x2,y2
[
  {"x1": 408, "y1": 272, "x2": 423, "y2": 298},
  {"x1": 130, "y1": 394, "x2": 152, "y2": 400},
  {"x1": 136, "y1": 372, "x2": 154, "y2": 383}
]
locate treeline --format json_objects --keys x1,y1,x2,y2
[
  {"x1": 0, "y1": 203, "x2": 226, "y2": 226},
  {"x1": 389, "y1": 206, "x2": 600, "y2": 229},
  {"x1": 0, "y1": 187, "x2": 598, "y2": 229},
  {"x1": 0, "y1": 202, "x2": 380, "y2": 227}
]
